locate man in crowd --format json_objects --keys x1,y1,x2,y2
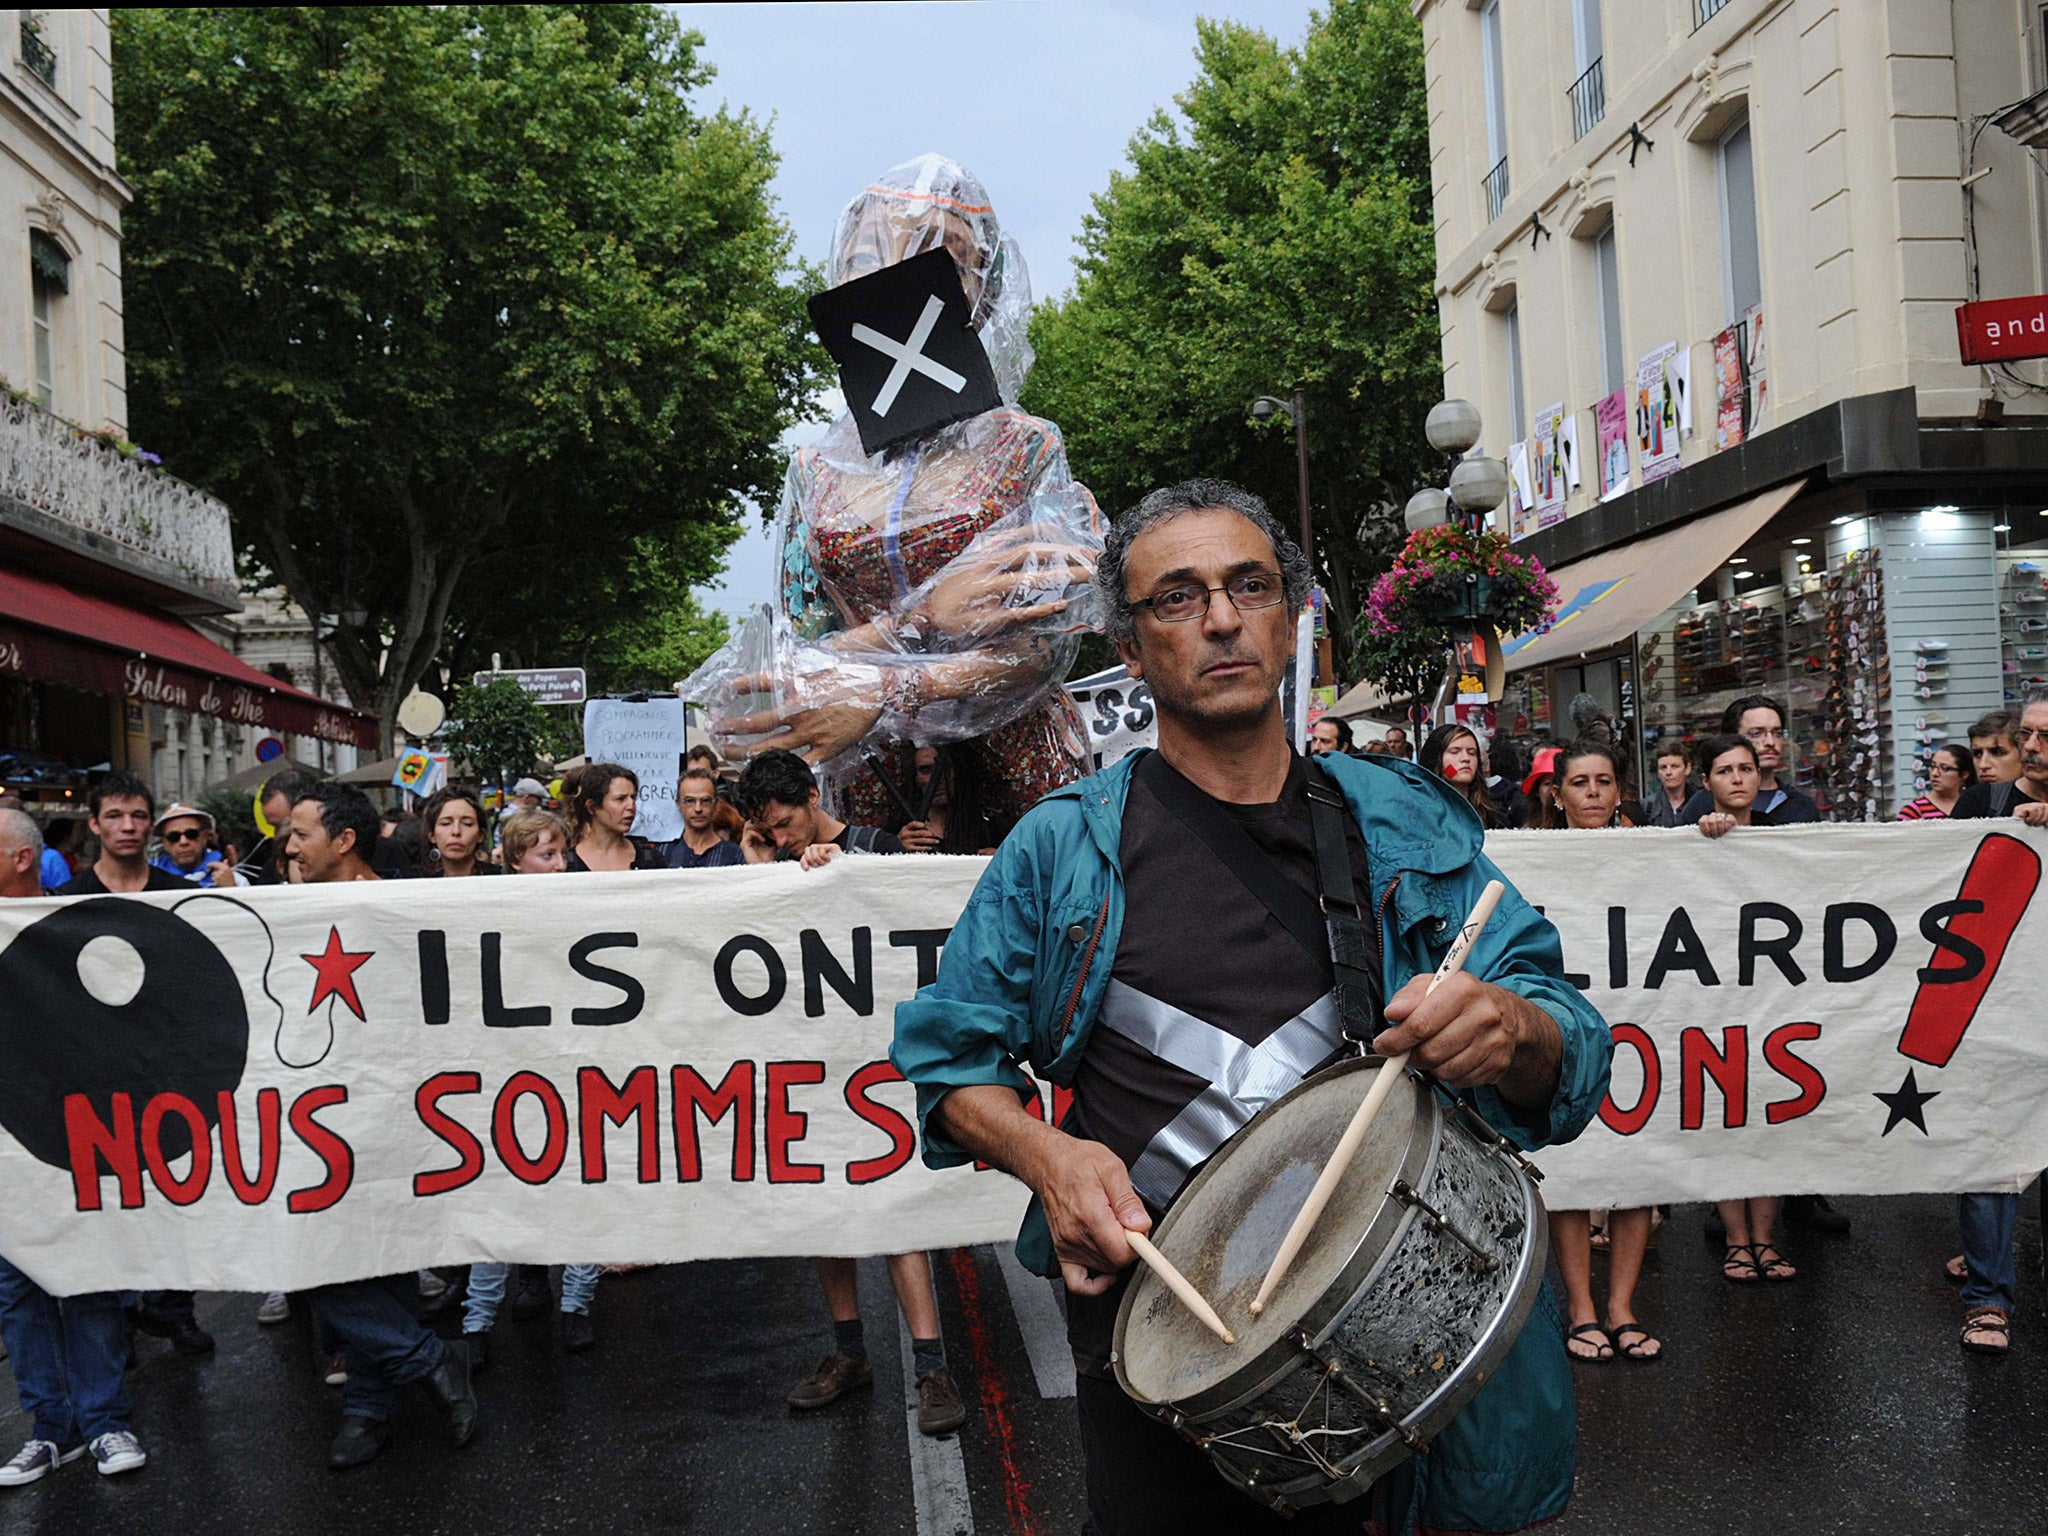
[
  {"x1": 735, "y1": 749, "x2": 905, "y2": 867},
  {"x1": 1640, "y1": 741, "x2": 1698, "y2": 828},
  {"x1": 1677, "y1": 696, "x2": 1818, "y2": 825},
  {"x1": 245, "y1": 770, "x2": 320, "y2": 885},
  {"x1": 1963, "y1": 709, "x2": 2023, "y2": 795},
  {"x1": 506, "y1": 777, "x2": 546, "y2": 814},
  {"x1": 0, "y1": 809, "x2": 151, "y2": 1485},
  {"x1": 895, "y1": 478, "x2": 1612, "y2": 1534},
  {"x1": 1956, "y1": 694, "x2": 2048, "y2": 825},
  {"x1": 1308, "y1": 715, "x2": 1351, "y2": 756},
  {"x1": 731, "y1": 750, "x2": 964, "y2": 1436},
  {"x1": 666, "y1": 765, "x2": 744, "y2": 868},
  {"x1": 1383, "y1": 722, "x2": 1411, "y2": 760},
  {"x1": 38, "y1": 816, "x2": 78, "y2": 892},
  {"x1": 150, "y1": 803, "x2": 241, "y2": 887},
  {"x1": 285, "y1": 781, "x2": 480, "y2": 1468}
]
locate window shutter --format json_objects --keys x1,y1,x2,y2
[{"x1": 30, "y1": 229, "x2": 69, "y2": 293}]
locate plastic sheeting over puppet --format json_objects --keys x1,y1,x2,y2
[{"x1": 679, "y1": 155, "x2": 1103, "y2": 819}]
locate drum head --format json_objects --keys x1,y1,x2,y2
[{"x1": 1117, "y1": 1061, "x2": 1423, "y2": 1408}]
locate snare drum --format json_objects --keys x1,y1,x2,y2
[{"x1": 1112, "y1": 1057, "x2": 1546, "y2": 1515}]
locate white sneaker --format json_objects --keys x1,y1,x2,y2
[
  {"x1": 1916, "y1": 638, "x2": 1948, "y2": 652},
  {"x1": 256, "y1": 1291, "x2": 290, "y2": 1326},
  {"x1": 0, "y1": 1439, "x2": 85, "y2": 1487},
  {"x1": 89, "y1": 1431, "x2": 146, "y2": 1477}
]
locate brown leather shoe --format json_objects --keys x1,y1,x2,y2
[
  {"x1": 787, "y1": 1353, "x2": 873, "y2": 1411},
  {"x1": 916, "y1": 1369, "x2": 967, "y2": 1436}
]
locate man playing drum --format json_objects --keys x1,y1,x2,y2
[{"x1": 893, "y1": 479, "x2": 1614, "y2": 1535}]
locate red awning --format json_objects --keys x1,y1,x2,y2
[{"x1": 0, "y1": 564, "x2": 378, "y2": 750}]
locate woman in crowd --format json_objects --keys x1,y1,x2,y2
[
  {"x1": 1540, "y1": 741, "x2": 1659, "y2": 1362},
  {"x1": 895, "y1": 747, "x2": 1010, "y2": 855},
  {"x1": 417, "y1": 786, "x2": 498, "y2": 877},
  {"x1": 1898, "y1": 745, "x2": 1975, "y2": 820},
  {"x1": 1418, "y1": 723, "x2": 1501, "y2": 828},
  {"x1": 1520, "y1": 744, "x2": 1563, "y2": 827},
  {"x1": 1693, "y1": 733, "x2": 1798, "y2": 1280},
  {"x1": 566, "y1": 764, "x2": 647, "y2": 872}
]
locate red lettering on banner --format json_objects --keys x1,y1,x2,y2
[
  {"x1": 287, "y1": 1086, "x2": 355, "y2": 1213},
  {"x1": 140, "y1": 1094, "x2": 212, "y2": 1207},
  {"x1": 218, "y1": 1089, "x2": 282, "y2": 1205},
  {"x1": 65, "y1": 1093, "x2": 142, "y2": 1212},
  {"x1": 579, "y1": 1065, "x2": 660, "y2": 1184},
  {"x1": 672, "y1": 1063, "x2": 755, "y2": 1183},
  {"x1": 1597, "y1": 1024, "x2": 1660, "y2": 1136},
  {"x1": 1763, "y1": 1022, "x2": 1827, "y2": 1125},
  {"x1": 765, "y1": 1061, "x2": 826, "y2": 1184},
  {"x1": 414, "y1": 1073, "x2": 485, "y2": 1196},
  {"x1": 492, "y1": 1071, "x2": 569, "y2": 1185},
  {"x1": 844, "y1": 1061, "x2": 916, "y2": 1185},
  {"x1": 1899, "y1": 835, "x2": 2042, "y2": 1068},
  {"x1": 1681, "y1": 1027, "x2": 1749, "y2": 1130}
]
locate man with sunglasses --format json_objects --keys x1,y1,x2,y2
[
  {"x1": 1675, "y1": 695, "x2": 1819, "y2": 825},
  {"x1": 895, "y1": 479, "x2": 1612, "y2": 1535},
  {"x1": 149, "y1": 803, "x2": 244, "y2": 887}
]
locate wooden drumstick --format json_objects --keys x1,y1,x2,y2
[
  {"x1": 1126, "y1": 1229, "x2": 1237, "y2": 1346},
  {"x1": 1248, "y1": 879, "x2": 1506, "y2": 1318}
]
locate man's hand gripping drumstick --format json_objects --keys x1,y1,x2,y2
[{"x1": 1251, "y1": 880, "x2": 1543, "y2": 1317}]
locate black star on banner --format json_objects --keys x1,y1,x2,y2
[{"x1": 1874, "y1": 1069, "x2": 1939, "y2": 1136}]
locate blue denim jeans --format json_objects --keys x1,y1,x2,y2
[
  {"x1": 1958, "y1": 1192, "x2": 2018, "y2": 1313},
  {"x1": 463, "y1": 1263, "x2": 600, "y2": 1331},
  {"x1": 0, "y1": 1253, "x2": 132, "y2": 1445},
  {"x1": 306, "y1": 1274, "x2": 446, "y2": 1423}
]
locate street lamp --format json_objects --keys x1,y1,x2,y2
[
  {"x1": 1404, "y1": 487, "x2": 1450, "y2": 532},
  {"x1": 1250, "y1": 386, "x2": 1313, "y2": 561}
]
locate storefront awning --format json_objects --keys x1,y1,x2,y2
[
  {"x1": 0, "y1": 566, "x2": 378, "y2": 749},
  {"x1": 1501, "y1": 479, "x2": 1808, "y2": 673}
]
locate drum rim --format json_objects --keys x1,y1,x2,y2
[{"x1": 1111, "y1": 1057, "x2": 1436, "y2": 1417}]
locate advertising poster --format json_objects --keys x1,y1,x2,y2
[
  {"x1": 1507, "y1": 441, "x2": 1536, "y2": 541},
  {"x1": 1532, "y1": 402, "x2": 1567, "y2": 528},
  {"x1": 1635, "y1": 341, "x2": 1689, "y2": 485},
  {"x1": 1714, "y1": 325, "x2": 1746, "y2": 450},
  {"x1": 1558, "y1": 410, "x2": 1582, "y2": 495},
  {"x1": 1596, "y1": 388, "x2": 1630, "y2": 501},
  {"x1": 1744, "y1": 304, "x2": 1768, "y2": 425}
]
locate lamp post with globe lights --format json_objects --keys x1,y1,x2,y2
[{"x1": 1250, "y1": 386, "x2": 1313, "y2": 562}]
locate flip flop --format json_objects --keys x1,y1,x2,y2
[
  {"x1": 1566, "y1": 1322, "x2": 1613, "y2": 1363},
  {"x1": 1609, "y1": 1323, "x2": 1662, "y2": 1363}
]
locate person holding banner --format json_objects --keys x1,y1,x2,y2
[
  {"x1": 895, "y1": 479, "x2": 1614, "y2": 1535},
  {"x1": 418, "y1": 785, "x2": 500, "y2": 878}
]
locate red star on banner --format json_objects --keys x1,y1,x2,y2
[{"x1": 302, "y1": 926, "x2": 373, "y2": 1020}]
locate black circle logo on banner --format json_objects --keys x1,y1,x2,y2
[{"x1": 0, "y1": 898, "x2": 248, "y2": 1170}]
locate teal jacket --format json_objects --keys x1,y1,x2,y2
[{"x1": 891, "y1": 749, "x2": 1613, "y2": 1533}]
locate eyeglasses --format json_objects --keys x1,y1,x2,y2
[
  {"x1": 160, "y1": 828, "x2": 205, "y2": 843},
  {"x1": 2019, "y1": 727, "x2": 2048, "y2": 746},
  {"x1": 679, "y1": 796, "x2": 716, "y2": 809},
  {"x1": 1132, "y1": 570, "x2": 1287, "y2": 624},
  {"x1": 1741, "y1": 727, "x2": 1788, "y2": 742}
]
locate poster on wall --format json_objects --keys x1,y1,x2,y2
[
  {"x1": 1635, "y1": 341, "x2": 1690, "y2": 485},
  {"x1": 1531, "y1": 402, "x2": 1567, "y2": 529},
  {"x1": 1558, "y1": 410, "x2": 1582, "y2": 495},
  {"x1": 1744, "y1": 305, "x2": 1768, "y2": 426},
  {"x1": 1507, "y1": 440, "x2": 1536, "y2": 541},
  {"x1": 1596, "y1": 389, "x2": 1630, "y2": 501},
  {"x1": 1714, "y1": 326, "x2": 1746, "y2": 450}
]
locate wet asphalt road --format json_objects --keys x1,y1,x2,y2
[{"x1": 3, "y1": 1193, "x2": 2046, "y2": 1535}]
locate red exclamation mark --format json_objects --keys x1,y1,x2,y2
[{"x1": 1898, "y1": 833, "x2": 2041, "y2": 1068}]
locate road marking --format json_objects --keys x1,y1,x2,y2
[
  {"x1": 896, "y1": 1273, "x2": 974, "y2": 1536},
  {"x1": 992, "y1": 1244, "x2": 1076, "y2": 1399},
  {"x1": 852, "y1": 295, "x2": 968, "y2": 415}
]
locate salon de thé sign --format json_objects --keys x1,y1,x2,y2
[{"x1": 1956, "y1": 292, "x2": 2048, "y2": 364}]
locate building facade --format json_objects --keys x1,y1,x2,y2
[
  {"x1": 0, "y1": 10, "x2": 369, "y2": 821},
  {"x1": 1418, "y1": 0, "x2": 2048, "y2": 816}
]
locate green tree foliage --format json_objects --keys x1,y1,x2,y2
[
  {"x1": 114, "y1": 6, "x2": 823, "y2": 745},
  {"x1": 1023, "y1": 0, "x2": 1438, "y2": 676},
  {"x1": 441, "y1": 678, "x2": 573, "y2": 789}
]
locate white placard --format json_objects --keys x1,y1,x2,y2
[{"x1": 581, "y1": 696, "x2": 687, "y2": 843}]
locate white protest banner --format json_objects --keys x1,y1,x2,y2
[
  {"x1": 1485, "y1": 822, "x2": 2048, "y2": 1210},
  {"x1": 581, "y1": 696, "x2": 686, "y2": 842},
  {"x1": 1065, "y1": 665, "x2": 1155, "y2": 771},
  {"x1": 3, "y1": 821, "x2": 2045, "y2": 1295}
]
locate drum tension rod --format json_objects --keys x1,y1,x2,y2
[
  {"x1": 1437, "y1": 1087, "x2": 1546, "y2": 1184},
  {"x1": 1390, "y1": 1180, "x2": 1497, "y2": 1269}
]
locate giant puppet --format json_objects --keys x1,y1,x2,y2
[{"x1": 681, "y1": 155, "x2": 1103, "y2": 830}]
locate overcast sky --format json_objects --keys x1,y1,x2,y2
[{"x1": 671, "y1": 0, "x2": 1322, "y2": 620}]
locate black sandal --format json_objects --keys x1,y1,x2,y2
[
  {"x1": 1565, "y1": 1322, "x2": 1613, "y2": 1362},
  {"x1": 1609, "y1": 1322, "x2": 1661, "y2": 1363},
  {"x1": 1754, "y1": 1244, "x2": 1797, "y2": 1282},
  {"x1": 1722, "y1": 1243, "x2": 1762, "y2": 1283}
]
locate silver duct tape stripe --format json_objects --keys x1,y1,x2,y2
[{"x1": 1096, "y1": 980, "x2": 1346, "y2": 1209}]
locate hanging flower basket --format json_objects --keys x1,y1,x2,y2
[{"x1": 1353, "y1": 525, "x2": 1558, "y2": 699}]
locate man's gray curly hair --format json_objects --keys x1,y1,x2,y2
[{"x1": 1096, "y1": 478, "x2": 1313, "y2": 644}]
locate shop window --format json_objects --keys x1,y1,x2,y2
[
  {"x1": 1594, "y1": 223, "x2": 1624, "y2": 397},
  {"x1": 1717, "y1": 113, "x2": 1762, "y2": 326}
]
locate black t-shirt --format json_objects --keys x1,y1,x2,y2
[
  {"x1": 1677, "y1": 783, "x2": 1818, "y2": 825},
  {"x1": 58, "y1": 864, "x2": 191, "y2": 895},
  {"x1": 1063, "y1": 751, "x2": 1381, "y2": 1370},
  {"x1": 1953, "y1": 780, "x2": 2048, "y2": 819},
  {"x1": 830, "y1": 823, "x2": 905, "y2": 855}
]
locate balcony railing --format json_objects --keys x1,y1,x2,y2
[
  {"x1": 1569, "y1": 57, "x2": 1606, "y2": 140},
  {"x1": 18, "y1": 14, "x2": 54, "y2": 88},
  {"x1": 1694, "y1": 0, "x2": 1733, "y2": 28},
  {"x1": 0, "y1": 393, "x2": 235, "y2": 591},
  {"x1": 1483, "y1": 155, "x2": 1510, "y2": 222}
]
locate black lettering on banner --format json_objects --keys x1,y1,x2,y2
[
  {"x1": 765, "y1": 1060, "x2": 826, "y2": 1184},
  {"x1": 715, "y1": 935, "x2": 786, "y2": 1017},
  {"x1": 286, "y1": 1086, "x2": 355, "y2": 1214},
  {"x1": 1763, "y1": 1022, "x2": 1827, "y2": 1124},
  {"x1": 843, "y1": 1061, "x2": 916, "y2": 1184},
  {"x1": 65, "y1": 1092, "x2": 142, "y2": 1212},
  {"x1": 672, "y1": 1063, "x2": 755, "y2": 1183},
  {"x1": 1606, "y1": 906, "x2": 1627, "y2": 990},
  {"x1": 1738, "y1": 903, "x2": 1806, "y2": 986},
  {"x1": 492, "y1": 1071, "x2": 568, "y2": 1184},
  {"x1": 1596, "y1": 1024, "x2": 1659, "y2": 1136},
  {"x1": 1680, "y1": 1026, "x2": 1748, "y2": 1130},
  {"x1": 802, "y1": 927, "x2": 873, "y2": 1017},
  {"x1": 415, "y1": 1072, "x2": 485, "y2": 1197},
  {"x1": 569, "y1": 934, "x2": 645, "y2": 1025},
  {"x1": 1823, "y1": 902, "x2": 1895, "y2": 983},
  {"x1": 579, "y1": 1065, "x2": 660, "y2": 1184},
  {"x1": 888, "y1": 928, "x2": 953, "y2": 989},
  {"x1": 218, "y1": 1088, "x2": 282, "y2": 1205},
  {"x1": 482, "y1": 933, "x2": 552, "y2": 1027},
  {"x1": 1644, "y1": 908, "x2": 1720, "y2": 989},
  {"x1": 1917, "y1": 900, "x2": 1988, "y2": 985},
  {"x1": 418, "y1": 930, "x2": 451, "y2": 1025},
  {"x1": 141, "y1": 1093, "x2": 212, "y2": 1207}
]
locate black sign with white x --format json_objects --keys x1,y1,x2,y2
[{"x1": 806, "y1": 247, "x2": 1002, "y2": 456}]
